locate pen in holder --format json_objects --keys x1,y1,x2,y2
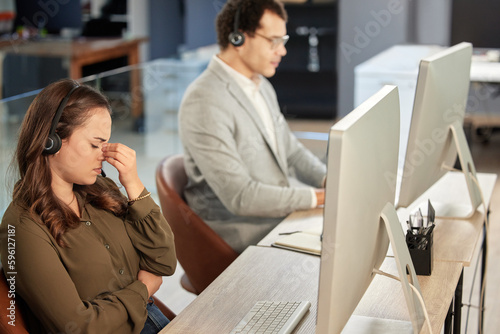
[{"x1": 406, "y1": 200, "x2": 435, "y2": 276}]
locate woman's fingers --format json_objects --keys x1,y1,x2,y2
[{"x1": 102, "y1": 143, "x2": 144, "y2": 199}]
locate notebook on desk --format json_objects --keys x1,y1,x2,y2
[{"x1": 271, "y1": 226, "x2": 322, "y2": 256}]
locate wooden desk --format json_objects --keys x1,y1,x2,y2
[
  {"x1": 0, "y1": 37, "x2": 146, "y2": 78},
  {"x1": 164, "y1": 172, "x2": 496, "y2": 333},
  {"x1": 357, "y1": 257, "x2": 462, "y2": 334},
  {"x1": 164, "y1": 247, "x2": 318, "y2": 334},
  {"x1": 397, "y1": 171, "x2": 496, "y2": 265},
  {"x1": 257, "y1": 171, "x2": 495, "y2": 333},
  {"x1": 262, "y1": 172, "x2": 496, "y2": 266},
  {"x1": 0, "y1": 37, "x2": 147, "y2": 117},
  {"x1": 260, "y1": 204, "x2": 486, "y2": 265},
  {"x1": 163, "y1": 246, "x2": 462, "y2": 334},
  {"x1": 258, "y1": 208, "x2": 322, "y2": 248},
  {"x1": 259, "y1": 204, "x2": 487, "y2": 266}
]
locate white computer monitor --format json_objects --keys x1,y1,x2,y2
[
  {"x1": 316, "y1": 85, "x2": 425, "y2": 333},
  {"x1": 397, "y1": 42, "x2": 481, "y2": 218}
]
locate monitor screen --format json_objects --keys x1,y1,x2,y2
[
  {"x1": 317, "y1": 85, "x2": 423, "y2": 333},
  {"x1": 397, "y1": 42, "x2": 479, "y2": 217},
  {"x1": 14, "y1": 0, "x2": 83, "y2": 35}
]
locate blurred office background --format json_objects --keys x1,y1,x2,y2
[{"x1": 3, "y1": 0, "x2": 499, "y2": 118}]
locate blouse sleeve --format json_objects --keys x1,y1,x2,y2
[
  {"x1": 0, "y1": 217, "x2": 149, "y2": 334},
  {"x1": 125, "y1": 188, "x2": 177, "y2": 277}
]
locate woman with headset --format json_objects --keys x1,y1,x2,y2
[{"x1": 0, "y1": 79, "x2": 176, "y2": 334}]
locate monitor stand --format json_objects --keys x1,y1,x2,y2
[
  {"x1": 342, "y1": 203, "x2": 426, "y2": 334},
  {"x1": 407, "y1": 120, "x2": 482, "y2": 219}
]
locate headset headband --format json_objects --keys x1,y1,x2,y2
[
  {"x1": 49, "y1": 85, "x2": 80, "y2": 137},
  {"x1": 44, "y1": 84, "x2": 80, "y2": 155}
]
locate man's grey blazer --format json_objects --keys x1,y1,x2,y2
[{"x1": 178, "y1": 57, "x2": 326, "y2": 253}]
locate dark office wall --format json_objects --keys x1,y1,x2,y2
[
  {"x1": 148, "y1": 0, "x2": 218, "y2": 59},
  {"x1": 2, "y1": 56, "x2": 67, "y2": 121},
  {"x1": 183, "y1": 0, "x2": 220, "y2": 50},
  {"x1": 337, "y1": 1, "x2": 453, "y2": 119},
  {"x1": 149, "y1": 0, "x2": 184, "y2": 59},
  {"x1": 337, "y1": 0, "x2": 411, "y2": 118},
  {"x1": 269, "y1": 2, "x2": 337, "y2": 119},
  {"x1": 2, "y1": 56, "x2": 66, "y2": 98},
  {"x1": 414, "y1": 0, "x2": 451, "y2": 45},
  {"x1": 451, "y1": 0, "x2": 500, "y2": 48}
]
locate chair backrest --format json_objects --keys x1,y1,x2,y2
[
  {"x1": 156, "y1": 155, "x2": 238, "y2": 294},
  {"x1": 0, "y1": 264, "x2": 29, "y2": 334}
]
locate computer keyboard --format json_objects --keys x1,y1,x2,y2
[{"x1": 230, "y1": 300, "x2": 311, "y2": 334}]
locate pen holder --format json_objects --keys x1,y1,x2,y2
[{"x1": 406, "y1": 227, "x2": 433, "y2": 276}]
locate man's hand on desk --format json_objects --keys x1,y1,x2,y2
[{"x1": 315, "y1": 188, "x2": 325, "y2": 207}]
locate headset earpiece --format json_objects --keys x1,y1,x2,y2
[
  {"x1": 229, "y1": 31, "x2": 245, "y2": 47},
  {"x1": 43, "y1": 84, "x2": 80, "y2": 155},
  {"x1": 229, "y1": 1, "x2": 245, "y2": 47},
  {"x1": 44, "y1": 133, "x2": 62, "y2": 155}
]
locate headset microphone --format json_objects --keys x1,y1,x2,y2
[
  {"x1": 44, "y1": 85, "x2": 80, "y2": 155},
  {"x1": 228, "y1": 1, "x2": 245, "y2": 47}
]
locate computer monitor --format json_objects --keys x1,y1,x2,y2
[
  {"x1": 316, "y1": 85, "x2": 425, "y2": 333},
  {"x1": 14, "y1": 0, "x2": 83, "y2": 35},
  {"x1": 397, "y1": 42, "x2": 481, "y2": 218}
]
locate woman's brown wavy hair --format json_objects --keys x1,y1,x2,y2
[{"x1": 13, "y1": 79, "x2": 128, "y2": 247}]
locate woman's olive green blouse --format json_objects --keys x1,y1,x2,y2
[{"x1": 0, "y1": 178, "x2": 176, "y2": 333}]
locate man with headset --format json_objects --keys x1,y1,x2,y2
[{"x1": 178, "y1": 0, "x2": 326, "y2": 254}]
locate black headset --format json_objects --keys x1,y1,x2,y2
[
  {"x1": 228, "y1": 1, "x2": 245, "y2": 47},
  {"x1": 43, "y1": 85, "x2": 80, "y2": 155}
]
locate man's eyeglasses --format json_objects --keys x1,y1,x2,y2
[{"x1": 254, "y1": 32, "x2": 289, "y2": 49}]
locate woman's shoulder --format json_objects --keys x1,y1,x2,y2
[
  {"x1": 0, "y1": 202, "x2": 52, "y2": 240},
  {"x1": 2, "y1": 201, "x2": 32, "y2": 226}
]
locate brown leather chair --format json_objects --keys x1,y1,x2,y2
[
  {"x1": 152, "y1": 296, "x2": 176, "y2": 321},
  {"x1": 156, "y1": 154, "x2": 239, "y2": 295}
]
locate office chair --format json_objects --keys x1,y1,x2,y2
[
  {"x1": 152, "y1": 296, "x2": 176, "y2": 321},
  {"x1": 156, "y1": 154, "x2": 239, "y2": 295}
]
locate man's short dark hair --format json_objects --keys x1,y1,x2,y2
[{"x1": 216, "y1": 0, "x2": 288, "y2": 50}]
